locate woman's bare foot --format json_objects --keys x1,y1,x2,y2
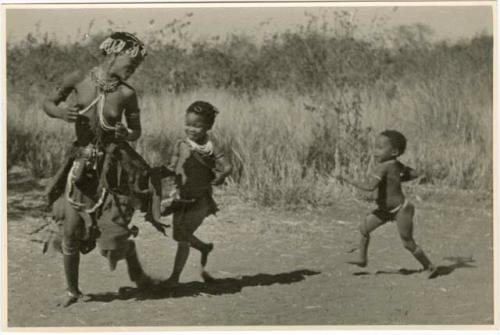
[{"x1": 58, "y1": 290, "x2": 88, "y2": 308}]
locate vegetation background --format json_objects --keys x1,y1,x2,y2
[{"x1": 7, "y1": 12, "x2": 493, "y2": 206}]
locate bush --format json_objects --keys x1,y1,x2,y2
[{"x1": 6, "y1": 14, "x2": 493, "y2": 205}]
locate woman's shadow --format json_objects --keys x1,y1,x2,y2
[{"x1": 86, "y1": 269, "x2": 320, "y2": 303}]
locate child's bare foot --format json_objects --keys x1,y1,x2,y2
[
  {"x1": 426, "y1": 265, "x2": 439, "y2": 279},
  {"x1": 201, "y1": 270, "x2": 216, "y2": 283},
  {"x1": 162, "y1": 276, "x2": 180, "y2": 288},
  {"x1": 135, "y1": 274, "x2": 156, "y2": 290},
  {"x1": 201, "y1": 243, "x2": 214, "y2": 268},
  {"x1": 347, "y1": 259, "x2": 367, "y2": 268}
]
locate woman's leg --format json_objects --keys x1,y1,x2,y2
[
  {"x1": 61, "y1": 201, "x2": 85, "y2": 306},
  {"x1": 348, "y1": 214, "x2": 385, "y2": 267}
]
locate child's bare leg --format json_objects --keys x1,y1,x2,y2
[
  {"x1": 189, "y1": 235, "x2": 213, "y2": 268},
  {"x1": 123, "y1": 240, "x2": 153, "y2": 289},
  {"x1": 100, "y1": 241, "x2": 152, "y2": 290},
  {"x1": 166, "y1": 241, "x2": 190, "y2": 286},
  {"x1": 349, "y1": 214, "x2": 384, "y2": 267},
  {"x1": 396, "y1": 203, "x2": 435, "y2": 272}
]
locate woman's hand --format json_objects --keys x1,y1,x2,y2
[
  {"x1": 114, "y1": 122, "x2": 130, "y2": 141},
  {"x1": 58, "y1": 106, "x2": 79, "y2": 123}
]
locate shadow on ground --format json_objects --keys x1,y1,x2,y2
[
  {"x1": 351, "y1": 256, "x2": 476, "y2": 279},
  {"x1": 85, "y1": 269, "x2": 320, "y2": 303},
  {"x1": 430, "y1": 256, "x2": 477, "y2": 278}
]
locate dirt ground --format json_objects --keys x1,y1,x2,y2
[{"x1": 6, "y1": 168, "x2": 494, "y2": 327}]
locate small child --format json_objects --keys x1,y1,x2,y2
[
  {"x1": 336, "y1": 130, "x2": 438, "y2": 278},
  {"x1": 162, "y1": 101, "x2": 232, "y2": 286}
]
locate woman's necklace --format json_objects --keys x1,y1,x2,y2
[
  {"x1": 90, "y1": 67, "x2": 121, "y2": 93},
  {"x1": 87, "y1": 67, "x2": 119, "y2": 133}
]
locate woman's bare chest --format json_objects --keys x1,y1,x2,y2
[{"x1": 73, "y1": 78, "x2": 125, "y2": 121}]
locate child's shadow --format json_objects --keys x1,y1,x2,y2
[
  {"x1": 353, "y1": 256, "x2": 476, "y2": 279},
  {"x1": 86, "y1": 269, "x2": 320, "y2": 303},
  {"x1": 429, "y1": 256, "x2": 476, "y2": 278},
  {"x1": 352, "y1": 269, "x2": 422, "y2": 276}
]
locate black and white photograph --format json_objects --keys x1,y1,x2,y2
[{"x1": 2, "y1": 2, "x2": 495, "y2": 329}]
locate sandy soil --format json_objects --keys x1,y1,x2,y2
[{"x1": 6, "y1": 169, "x2": 494, "y2": 327}]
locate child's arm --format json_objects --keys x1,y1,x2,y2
[
  {"x1": 167, "y1": 140, "x2": 181, "y2": 172},
  {"x1": 212, "y1": 146, "x2": 232, "y2": 186},
  {"x1": 338, "y1": 175, "x2": 380, "y2": 192},
  {"x1": 43, "y1": 70, "x2": 83, "y2": 122},
  {"x1": 400, "y1": 165, "x2": 424, "y2": 182},
  {"x1": 336, "y1": 164, "x2": 385, "y2": 192}
]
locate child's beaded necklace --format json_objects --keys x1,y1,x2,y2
[{"x1": 186, "y1": 137, "x2": 214, "y2": 156}]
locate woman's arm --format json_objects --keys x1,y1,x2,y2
[
  {"x1": 43, "y1": 70, "x2": 83, "y2": 122},
  {"x1": 120, "y1": 89, "x2": 142, "y2": 142}
]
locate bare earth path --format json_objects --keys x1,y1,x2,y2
[{"x1": 6, "y1": 170, "x2": 494, "y2": 327}]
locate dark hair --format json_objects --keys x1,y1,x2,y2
[
  {"x1": 186, "y1": 101, "x2": 219, "y2": 129},
  {"x1": 380, "y1": 130, "x2": 407, "y2": 156}
]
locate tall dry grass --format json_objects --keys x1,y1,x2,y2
[
  {"x1": 8, "y1": 76, "x2": 491, "y2": 206},
  {"x1": 7, "y1": 15, "x2": 493, "y2": 206}
]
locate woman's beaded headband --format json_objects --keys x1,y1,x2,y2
[{"x1": 99, "y1": 32, "x2": 147, "y2": 59}]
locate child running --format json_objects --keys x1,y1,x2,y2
[
  {"x1": 162, "y1": 101, "x2": 232, "y2": 286},
  {"x1": 336, "y1": 130, "x2": 438, "y2": 278}
]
